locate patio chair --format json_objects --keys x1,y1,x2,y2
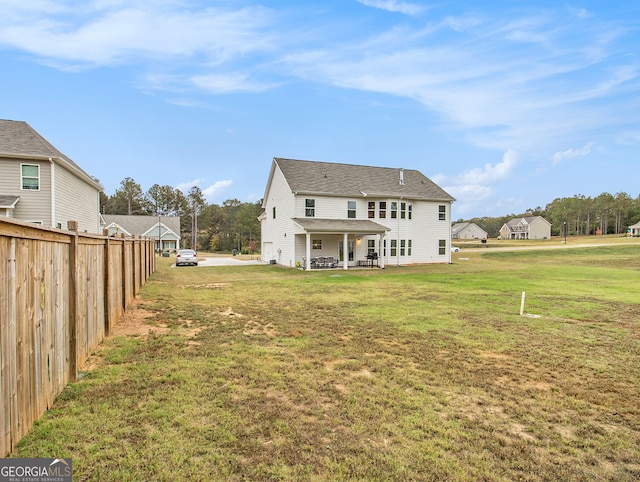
[
  {"x1": 316, "y1": 256, "x2": 326, "y2": 268},
  {"x1": 325, "y1": 256, "x2": 335, "y2": 268}
]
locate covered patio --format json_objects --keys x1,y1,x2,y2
[{"x1": 292, "y1": 218, "x2": 390, "y2": 270}]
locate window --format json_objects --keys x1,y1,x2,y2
[
  {"x1": 400, "y1": 239, "x2": 406, "y2": 256},
  {"x1": 312, "y1": 239, "x2": 322, "y2": 249},
  {"x1": 401, "y1": 202, "x2": 406, "y2": 219},
  {"x1": 368, "y1": 201, "x2": 375, "y2": 218},
  {"x1": 367, "y1": 239, "x2": 375, "y2": 255},
  {"x1": 408, "y1": 240, "x2": 412, "y2": 256},
  {"x1": 439, "y1": 205, "x2": 446, "y2": 221},
  {"x1": 21, "y1": 164, "x2": 39, "y2": 190},
  {"x1": 272, "y1": 206, "x2": 276, "y2": 219},
  {"x1": 347, "y1": 201, "x2": 356, "y2": 219},
  {"x1": 339, "y1": 240, "x2": 354, "y2": 261},
  {"x1": 391, "y1": 239, "x2": 397, "y2": 257},
  {"x1": 439, "y1": 239, "x2": 446, "y2": 255},
  {"x1": 408, "y1": 204, "x2": 413, "y2": 220},
  {"x1": 390, "y1": 202, "x2": 398, "y2": 219},
  {"x1": 305, "y1": 199, "x2": 315, "y2": 217},
  {"x1": 378, "y1": 202, "x2": 386, "y2": 218},
  {"x1": 383, "y1": 239, "x2": 387, "y2": 256}
]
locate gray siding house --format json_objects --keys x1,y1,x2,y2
[
  {"x1": 0, "y1": 120, "x2": 103, "y2": 233},
  {"x1": 102, "y1": 214, "x2": 181, "y2": 251}
]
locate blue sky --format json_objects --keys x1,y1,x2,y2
[{"x1": 1, "y1": 1, "x2": 639, "y2": 219}]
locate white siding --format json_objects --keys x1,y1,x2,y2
[{"x1": 261, "y1": 166, "x2": 297, "y2": 266}]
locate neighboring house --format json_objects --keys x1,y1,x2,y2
[
  {"x1": 499, "y1": 216, "x2": 551, "y2": 240},
  {"x1": 0, "y1": 119, "x2": 103, "y2": 233},
  {"x1": 102, "y1": 214, "x2": 181, "y2": 251},
  {"x1": 452, "y1": 222, "x2": 488, "y2": 240},
  {"x1": 260, "y1": 158, "x2": 455, "y2": 269},
  {"x1": 629, "y1": 221, "x2": 640, "y2": 236}
]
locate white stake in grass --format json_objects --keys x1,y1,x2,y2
[{"x1": 520, "y1": 291, "x2": 540, "y2": 318}]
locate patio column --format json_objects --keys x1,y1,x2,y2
[
  {"x1": 306, "y1": 232, "x2": 311, "y2": 270},
  {"x1": 377, "y1": 234, "x2": 384, "y2": 269},
  {"x1": 343, "y1": 232, "x2": 349, "y2": 270}
]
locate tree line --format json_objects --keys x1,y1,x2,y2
[
  {"x1": 464, "y1": 192, "x2": 640, "y2": 238},
  {"x1": 100, "y1": 177, "x2": 261, "y2": 252},
  {"x1": 102, "y1": 179, "x2": 639, "y2": 250}
]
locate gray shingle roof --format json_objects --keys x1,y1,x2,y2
[
  {"x1": 0, "y1": 195, "x2": 20, "y2": 208},
  {"x1": 102, "y1": 215, "x2": 181, "y2": 237},
  {"x1": 293, "y1": 218, "x2": 389, "y2": 233},
  {"x1": 0, "y1": 119, "x2": 102, "y2": 190},
  {"x1": 275, "y1": 158, "x2": 454, "y2": 201}
]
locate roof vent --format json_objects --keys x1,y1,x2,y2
[{"x1": 399, "y1": 168, "x2": 405, "y2": 185}]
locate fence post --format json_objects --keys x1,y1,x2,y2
[
  {"x1": 68, "y1": 232, "x2": 78, "y2": 382},
  {"x1": 104, "y1": 236, "x2": 111, "y2": 336}
]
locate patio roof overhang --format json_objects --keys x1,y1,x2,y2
[{"x1": 292, "y1": 218, "x2": 390, "y2": 234}]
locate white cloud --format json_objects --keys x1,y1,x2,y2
[
  {"x1": 175, "y1": 178, "x2": 205, "y2": 193},
  {"x1": 175, "y1": 178, "x2": 233, "y2": 203},
  {"x1": 434, "y1": 150, "x2": 519, "y2": 215},
  {"x1": 0, "y1": 3, "x2": 274, "y2": 67},
  {"x1": 551, "y1": 142, "x2": 595, "y2": 164},
  {"x1": 356, "y1": 0, "x2": 425, "y2": 16},
  {"x1": 452, "y1": 150, "x2": 519, "y2": 185},
  {"x1": 202, "y1": 180, "x2": 233, "y2": 203},
  {"x1": 190, "y1": 73, "x2": 279, "y2": 94}
]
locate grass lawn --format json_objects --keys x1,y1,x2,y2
[{"x1": 11, "y1": 244, "x2": 640, "y2": 481}]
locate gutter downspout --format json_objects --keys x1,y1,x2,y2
[{"x1": 49, "y1": 158, "x2": 55, "y2": 228}]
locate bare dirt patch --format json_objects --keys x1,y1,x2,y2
[{"x1": 109, "y1": 300, "x2": 170, "y2": 337}]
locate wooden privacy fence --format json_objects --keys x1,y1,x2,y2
[{"x1": 0, "y1": 217, "x2": 156, "y2": 456}]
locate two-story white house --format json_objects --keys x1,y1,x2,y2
[
  {"x1": 260, "y1": 158, "x2": 455, "y2": 269},
  {"x1": 0, "y1": 119, "x2": 103, "y2": 233},
  {"x1": 499, "y1": 216, "x2": 551, "y2": 240}
]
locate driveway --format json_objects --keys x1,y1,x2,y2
[{"x1": 195, "y1": 256, "x2": 268, "y2": 267}]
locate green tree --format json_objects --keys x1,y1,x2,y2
[
  {"x1": 106, "y1": 177, "x2": 150, "y2": 215},
  {"x1": 186, "y1": 186, "x2": 207, "y2": 250}
]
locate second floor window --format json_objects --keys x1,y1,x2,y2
[
  {"x1": 368, "y1": 201, "x2": 375, "y2": 218},
  {"x1": 272, "y1": 207, "x2": 276, "y2": 219},
  {"x1": 305, "y1": 199, "x2": 315, "y2": 217},
  {"x1": 401, "y1": 202, "x2": 407, "y2": 219},
  {"x1": 21, "y1": 164, "x2": 39, "y2": 190},
  {"x1": 347, "y1": 201, "x2": 356, "y2": 219},
  {"x1": 390, "y1": 202, "x2": 397, "y2": 219},
  {"x1": 379, "y1": 202, "x2": 386, "y2": 218},
  {"x1": 439, "y1": 205, "x2": 447, "y2": 221}
]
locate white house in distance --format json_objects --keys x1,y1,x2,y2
[
  {"x1": 629, "y1": 221, "x2": 640, "y2": 236},
  {"x1": 101, "y1": 214, "x2": 181, "y2": 251},
  {"x1": 0, "y1": 119, "x2": 103, "y2": 233},
  {"x1": 499, "y1": 216, "x2": 552, "y2": 240},
  {"x1": 452, "y1": 222, "x2": 488, "y2": 240},
  {"x1": 260, "y1": 158, "x2": 456, "y2": 269}
]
